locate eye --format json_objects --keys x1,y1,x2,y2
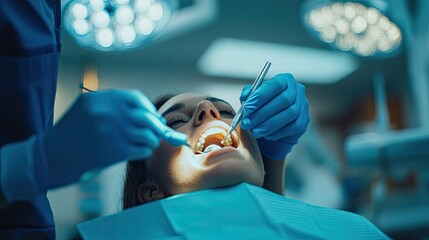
[
  {"x1": 167, "y1": 115, "x2": 190, "y2": 129},
  {"x1": 217, "y1": 105, "x2": 235, "y2": 118}
]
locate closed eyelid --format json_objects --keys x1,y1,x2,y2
[
  {"x1": 162, "y1": 97, "x2": 233, "y2": 118},
  {"x1": 217, "y1": 103, "x2": 234, "y2": 111},
  {"x1": 212, "y1": 101, "x2": 235, "y2": 111},
  {"x1": 166, "y1": 113, "x2": 190, "y2": 128},
  {"x1": 161, "y1": 103, "x2": 186, "y2": 117}
]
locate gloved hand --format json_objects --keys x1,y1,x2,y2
[
  {"x1": 35, "y1": 89, "x2": 187, "y2": 189},
  {"x1": 240, "y1": 74, "x2": 309, "y2": 160}
]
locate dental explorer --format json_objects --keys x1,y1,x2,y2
[
  {"x1": 79, "y1": 85, "x2": 201, "y2": 153},
  {"x1": 144, "y1": 112, "x2": 203, "y2": 153},
  {"x1": 223, "y1": 61, "x2": 271, "y2": 143}
]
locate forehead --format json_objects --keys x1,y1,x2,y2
[{"x1": 158, "y1": 93, "x2": 211, "y2": 113}]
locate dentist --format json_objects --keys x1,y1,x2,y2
[{"x1": 0, "y1": 1, "x2": 187, "y2": 238}]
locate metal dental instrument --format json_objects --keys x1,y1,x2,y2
[
  {"x1": 167, "y1": 132, "x2": 202, "y2": 153},
  {"x1": 145, "y1": 113, "x2": 203, "y2": 153},
  {"x1": 223, "y1": 61, "x2": 271, "y2": 142},
  {"x1": 79, "y1": 83, "x2": 202, "y2": 153},
  {"x1": 184, "y1": 143, "x2": 204, "y2": 154}
]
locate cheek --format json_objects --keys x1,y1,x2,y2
[
  {"x1": 149, "y1": 141, "x2": 176, "y2": 182},
  {"x1": 238, "y1": 126, "x2": 262, "y2": 163},
  {"x1": 150, "y1": 141, "x2": 201, "y2": 193}
]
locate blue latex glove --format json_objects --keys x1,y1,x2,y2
[
  {"x1": 35, "y1": 90, "x2": 187, "y2": 189},
  {"x1": 240, "y1": 74, "x2": 309, "y2": 160}
]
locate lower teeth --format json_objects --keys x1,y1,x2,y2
[{"x1": 204, "y1": 144, "x2": 222, "y2": 153}]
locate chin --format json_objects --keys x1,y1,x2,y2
[{"x1": 200, "y1": 154, "x2": 265, "y2": 189}]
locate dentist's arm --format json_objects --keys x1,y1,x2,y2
[
  {"x1": 240, "y1": 73, "x2": 310, "y2": 195},
  {"x1": 1, "y1": 90, "x2": 187, "y2": 203},
  {"x1": 261, "y1": 157, "x2": 286, "y2": 195}
]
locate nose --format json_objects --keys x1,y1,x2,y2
[{"x1": 193, "y1": 101, "x2": 221, "y2": 126}]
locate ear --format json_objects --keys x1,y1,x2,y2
[{"x1": 137, "y1": 182, "x2": 166, "y2": 204}]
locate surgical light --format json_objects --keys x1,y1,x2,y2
[
  {"x1": 63, "y1": 0, "x2": 174, "y2": 51},
  {"x1": 302, "y1": 0, "x2": 402, "y2": 57}
]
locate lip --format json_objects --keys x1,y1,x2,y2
[
  {"x1": 201, "y1": 146, "x2": 240, "y2": 165},
  {"x1": 190, "y1": 121, "x2": 240, "y2": 150}
]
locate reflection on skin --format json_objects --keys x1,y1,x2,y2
[{"x1": 147, "y1": 93, "x2": 265, "y2": 197}]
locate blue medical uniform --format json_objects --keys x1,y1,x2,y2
[{"x1": 0, "y1": 0, "x2": 61, "y2": 238}]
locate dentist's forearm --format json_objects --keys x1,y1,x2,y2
[
  {"x1": 262, "y1": 156, "x2": 286, "y2": 195},
  {"x1": 0, "y1": 136, "x2": 47, "y2": 205}
]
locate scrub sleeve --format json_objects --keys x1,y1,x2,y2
[{"x1": 0, "y1": 0, "x2": 61, "y2": 238}]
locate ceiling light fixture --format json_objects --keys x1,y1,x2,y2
[
  {"x1": 63, "y1": 0, "x2": 175, "y2": 51},
  {"x1": 301, "y1": 0, "x2": 402, "y2": 58},
  {"x1": 197, "y1": 38, "x2": 359, "y2": 84}
]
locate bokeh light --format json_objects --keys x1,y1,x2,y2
[
  {"x1": 304, "y1": 1, "x2": 402, "y2": 57},
  {"x1": 64, "y1": 0, "x2": 173, "y2": 51}
]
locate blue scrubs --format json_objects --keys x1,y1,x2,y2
[{"x1": 0, "y1": 0, "x2": 61, "y2": 238}]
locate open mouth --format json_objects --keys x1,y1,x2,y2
[{"x1": 193, "y1": 127, "x2": 239, "y2": 154}]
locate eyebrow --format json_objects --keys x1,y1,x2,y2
[{"x1": 161, "y1": 97, "x2": 231, "y2": 117}]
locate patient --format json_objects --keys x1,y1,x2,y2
[
  {"x1": 123, "y1": 93, "x2": 265, "y2": 208},
  {"x1": 108, "y1": 74, "x2": 389, "y2": 239},
  {"x1": 123, "y1": 73, "x2": 309, "y2": 208}
]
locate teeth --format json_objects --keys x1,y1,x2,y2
[
  {"x1": 193, "y1": 127, "x2": 233, "y2": 152},
  {"x1": 221, "y1": 139, "x2": 232, "y2": 146},
  {"x1": 204, "y1": 128, "x2": 225, "y2": 136}
]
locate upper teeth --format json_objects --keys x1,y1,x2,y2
[{"x1": 194, "y1": 127, "x2": 232, "y2": 152}]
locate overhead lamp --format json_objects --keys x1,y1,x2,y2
[
  {"x1": 301, "y1": 0, "x2": 402, "y2": 58},
  {"x1": 63, "y1": 0, "x2": 175, "y2": 51},
  {"x1": 197, "y1": 38, "x2": 359, "y2": 84}
]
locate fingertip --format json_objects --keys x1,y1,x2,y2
[
  {"x1": 241, "y1": 118, "x2": 252, "y2": 130},
  {"x1": 140, "y1": 147, "x2": 152, "y2": 159},
  {"x1": 165, "y1": 131, "x2": 188, "y2": 146},
  {"x1": 152, "y1": 137, "x2": 161, "y2": 149},
  {"x1": 278, "y1": 73, "x2": 295, "y2": 80},
  {"x1": 128, "y1": 90, "x2": 159, "y2": 114},
  {"x1": 252, "y1": 129, "x2": 264, "y2": 139},
  {"x1": 264, "y1": 135, "x2": 278, "y2": 141},
  {"x1": 240, "y1": 84, "x2": 252, "y2": 102},
  {"x1": 242, "y1": 102, "x2": 257, "y2": 116},
  {"x1": 139, "y1": 129, "x2": 161, "y2": 149}
]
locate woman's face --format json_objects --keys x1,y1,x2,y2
[{"x1": 147, "y1": 93, "x2": 265, "y2": 196}]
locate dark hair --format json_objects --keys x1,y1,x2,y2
[{"x1": 122, "y1": 94, "x2": 176, "y2": 210}]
